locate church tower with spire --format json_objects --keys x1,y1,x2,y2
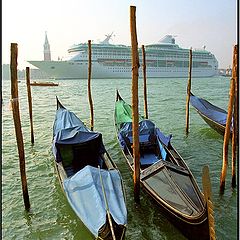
[{"x1": 44, "y1": 32, "x2": 51, "y2": 61}]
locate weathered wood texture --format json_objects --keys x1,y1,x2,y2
[
  {"x1": 11, "y1": 43, "x2": 30, "y2": 210},
  {"x1": 26, "y1": 67, "x2": 34, "y2": 144},
  {"x1": 185, "y1": 48, "x2": 192, "y2": 135},
  {"x1": 130, "y1": 5, "x2": 140, "y2": 203},
  {"x1": 88, "y1": 40, "x2": 94, "y2": 131},
  {"x1": 142, "y1": 45, "x2": 148, "y2": 119}
]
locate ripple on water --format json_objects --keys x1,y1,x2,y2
[{"x1": 2, "y1": 77, "x2": 237, "y2": 239}]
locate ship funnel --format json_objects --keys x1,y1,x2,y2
[{"x1": 158, "y1": 35, "x2": 176, "y2": 44}]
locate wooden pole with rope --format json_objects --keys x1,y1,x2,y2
[
  {"x1": 26, "y1": 67, "x2": 34, "y2": 144},
  {"x1": 10, "y1": 43, "x2": 30, "y2": 210},
  {"x1": 142, "y1": 45, "x2": 148, "y2": 119},
  {"x1": 185, "y1": 48, "x2": 192, "y2": 135},
  {"x1": 88, "y1": 40, "x2": 94, "y2": 131},
  {"x1": 130, "y1": 5, "x2": 140, "y2": 203}
]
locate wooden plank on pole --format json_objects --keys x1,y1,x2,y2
[
  {"x1": 202, "y1": 165, "x2": 216, "y2": 240},
  {"x1": 10, "y1": 43, "x2": 30, "y2": 210},
  {"x1": 88, "y1": 40, "x2": 94, "y2": 131},
  {"x1": 142, "y1": 45, "x2": 148, "y2": 119},
  {"x1": 130, "y1": 5, "x2": 140, "y2": 203},
  {"x1": 26, "y1": 67, "x2": 34, "y2": 144},
  {"x1": 185, "y1": 48, "x2": 192, "y2": 135}
]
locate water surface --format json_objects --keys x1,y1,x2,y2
[{"x1": 2, "y1": 76, "x2": 237, "y2": 239}]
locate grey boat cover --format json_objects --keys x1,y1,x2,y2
[
  {"x1": 63, "y1": 165, "x2": 127, "y2": 237},
  {"x1": 190, "y1": 93, "x2": 228, "y2": 125}
]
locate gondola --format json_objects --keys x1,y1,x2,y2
[
  {"x1": 52, "y1": 97, "x2": 127, "y2": 240},
  {"x1": 114, "y1": 90, "x2": 209, "y2": 240},
  {"x1": 190, "y1": 92, "x2": 229, "y2": 136}
]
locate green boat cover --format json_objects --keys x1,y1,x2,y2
[{"x1": 115, "y1": 100, "x2": 143, "y2": 129}]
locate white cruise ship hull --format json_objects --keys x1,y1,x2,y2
[{"x1": 29, "y1": 60, "x2": 217, "y2": 80}]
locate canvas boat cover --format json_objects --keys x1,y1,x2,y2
[
  {"x1": 118, "y1": 119, "x2": 171, "y2": 160},
  {"x1": 52, "y1": 104, "x2": 127, "y2": 236},
  {"x1": 53, "y1": 106, "x2": 89, "y2": 136},
  {"x1": 120, "y1": 120, "x2": 155, "y2": 139},
  {"x1": 63, "y1": 165, "x2": 127, "y2": 237},
  {"x1": 190, "y1": 93, "x2": 228, "y2": 126},
  {"x1": 116, "y1": 98, "x2": 172, "y2": 159},
  {"x1": 115, "y1": 100, "x2": 144, "y2": 129},
  {"x1": 52, "y1": 106, "x2": 105, "y2": 161}
]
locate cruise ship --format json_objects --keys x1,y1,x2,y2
[{"x1": 28, "y1": 34, "x2": 218, "y2": 79}]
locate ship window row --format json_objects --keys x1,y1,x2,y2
[
  {"x1": 98, "y1": 59, "x2": 212, "y2": 68},
  {"x1": 92, "y1": 50, "x2": 130, "y2": 55},
  {"x1": 145, "y1": 52, "x2": 212, "y2": 59},
  {"x1": 80, "y1": 50, "x2": 213, "y2": 60}
]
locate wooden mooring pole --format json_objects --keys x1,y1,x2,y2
[
  {"x1": 10, "y1": 43, "x2": 30, "y2": 210},
  {"x1": 185, "y1": 48, "x2": 192, "y2": 135},
  {"x1": 26, "y1": 67, "x2": 34, "y2": 144},
  {"x1": 130, "y1": 5, "x2": 140, "y2": 203},
  {"x1": 220, "y1": 75, "x2": 235, "y2": 193},
  {"x1": 231, "y1": 45, "x2": 238, "y2": 188},
  {"x1": 88, "y1": 40, "x2": 94, "y2": 131},
  {"x1": 142, "y1": 45, "x2": 148, "y2": 119},
  {"x1": 202, "y1": 165, "x2": 216, "y2": 240}
]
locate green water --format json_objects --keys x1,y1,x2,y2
[{"x1": 2, "y1": 76, "x2": 238, "y2": 239}]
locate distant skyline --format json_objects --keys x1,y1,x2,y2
[{"x1": 2, "y1": 0, "x2": 237, "y2": 70}]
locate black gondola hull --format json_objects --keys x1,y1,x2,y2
[
  {"x1": 115, "y1": 91, "x2": 210, "y2": 239},
  {"x1": 53, "y1": 98, "x2": 127, "y2": 240},
  {"x1": 197, "y1": 110, "x2": 226, "y2": 136},
  {"x1": 142, "y1": 180, "x2": 209, "y2": 240},
  {"x1": 122, "y1": 150, "x2": 209, "y2": 240}
]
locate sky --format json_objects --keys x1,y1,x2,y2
[{"x1": 2, "y1": 0, "x2": 237, "y2": 70}]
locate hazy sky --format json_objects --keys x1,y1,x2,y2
[{"x1": 2, "y1": 0, "x2": 237, "y2": 69}]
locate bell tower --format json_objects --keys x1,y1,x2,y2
[{"x1": 44, "y1": 31, "x2": 51, "y2": 61}]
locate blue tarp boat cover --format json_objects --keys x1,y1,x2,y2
[
  {"x1": 52, "y1": 107, "x2": 105, "y2": 161},
  {"x1": 190, "y1": 94, "x2": 228, "y2": 125},
  {"x1": 63, "y1": 165, "x2": 127, "y2": 237},
  {"x1": 52, "y1": 103, "x2": 127, "y2": 236},
  {"x1": 118, "y1": 120, "x2": 171, "y2": 160},
  {"x1": 119, "y1": 120, "x2": 156, "y2": 139},
  {"x1": 53, "y1": 106, "x2": 89, "y2": 136},
  {"x1": 119, "y1": 120, "x2": 171, "y2": 146}
]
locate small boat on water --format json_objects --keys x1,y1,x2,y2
[
  {"x1": 190, "y1": 92, "x2": 230, "y2": 136},
  {"x1": 30, "y1": 81, "x2": 59, "y2": 86},
  {"x1": 52, "y1": 97, "x2": 127, "y2": 240},
  {"x1": 114, "y1": 90, "x2": 209, "y2": 240}
]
